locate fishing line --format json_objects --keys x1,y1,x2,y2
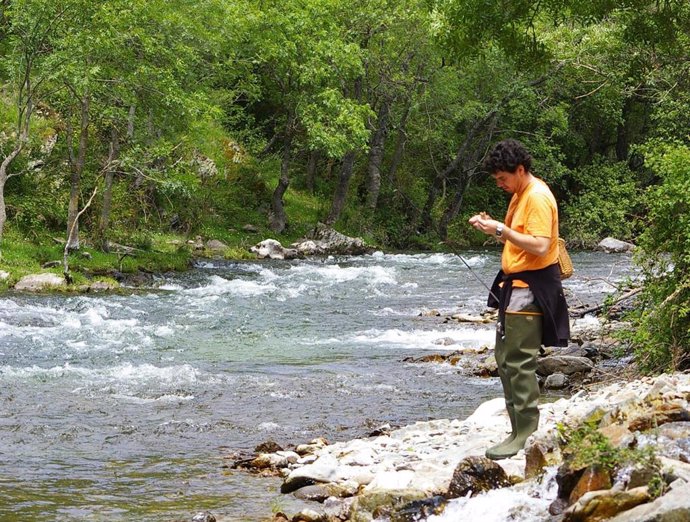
[{"x1": 455, "y1": 253, "x2": 500, "y2": 304}]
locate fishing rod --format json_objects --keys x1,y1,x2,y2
[{"x1": 455, "y1": 252, "x2": 500, "y2": 304}]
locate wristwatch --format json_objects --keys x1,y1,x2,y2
[{"x1": 495, "y1": 224, "x2": 504, "y2": 237}]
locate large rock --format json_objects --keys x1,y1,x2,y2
[
  {"x1": 390, "y1": 496, "x2": 447, "y2": 522},
  {"x1": 563, "y1": 486, "x2": 650, "y2": 521},
  {"x1": 14, "y1": 273, "x2": 66, "y2": 291},
  {"x1": 596, "y1": 237, "x2": 635, "y2": 253},
  {"x1": 301, "y1": 223, "x2": 372, "y2": 255},
  {"x1": 537, "y1": 356, "x2": 594, "y2": 376},
  {"x1": 607, "y1": 479, "x2": 690, "y2": 522},
  {"x1": 250, "y1": 239, "x2": 299, "y2": 260},
  {"x1": 568, "y1": 465, "x2": 612, "y2": 504},
  {"x1": 545, "y1": 372, "x2": 570, "y2": 389},
  {"x1": 446, "y1": 456, "x2": 511, "y2": 498},
  {"x1": 349, "y1": 489, "x2": 428, "y2": 522},
  {"x1": 205, "y1": 239, "x2": 228, "y2": 253}
]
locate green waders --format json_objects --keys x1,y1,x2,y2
[{"x1": 486, "y1": 310, "x2": 542, "y2": 460}]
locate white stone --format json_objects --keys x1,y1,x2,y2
[
  {"x1": 597, "y1": 237, "x2": 635, "y2": 253},
  {"x1": 250, "y1": 239, "x2": 285, "y2": 259},
  {"x1": 363, "y1": 470, "x2": 415, "y2": 491},
  {"x1": 0, "y1": 270, "x2": 9, "y2": 281},
  {"x1": 14, "y1": 273, "x2": 66, "y2": 291},
  {"x1": 284, "y1": 453, "x2": 351, "y2": 484},
  {"x1": 608, "y1": 479, "x2": 690, "y2": 522}
]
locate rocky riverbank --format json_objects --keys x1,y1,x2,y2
[{"x1": 228, "y1": 372, "x2": 690, "y2": 522}]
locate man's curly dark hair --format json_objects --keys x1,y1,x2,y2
[{"x1": 483, "y1": 139, "x2": 532, "y2": 174}]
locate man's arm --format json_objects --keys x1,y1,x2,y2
[
  {"x1": 501, "y1": 225, "x2": 550, "y2": 256},
  {"x1": 468, "y1": 215, "x2": 550, "y2": 256}
]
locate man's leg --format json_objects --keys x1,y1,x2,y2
[
  {"x1": 485, "y1": 319, "x2": 517, "y2": 457},
  {"x1": 486, "y1": 289, "x2": 542, "y2": 460}
]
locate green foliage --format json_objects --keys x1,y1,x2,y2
[
  {"x1": 558, "y1": 419, "x2": 664, "y2": 495},
  {"x1": 626, "y1": 141, "x2": 690, "y2": 371},
  {"x1": 562, "y1": 160, "x2": 642, "y2": 246},
  {"x1": 559, "y1": 420, "x2": 620, "y2": 471}
]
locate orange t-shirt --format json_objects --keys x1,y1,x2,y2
[{"x1": 501, "y1": 178, "x2": 559, "y2": 287}]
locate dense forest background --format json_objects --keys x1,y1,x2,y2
[{"x1": 0, "y1": 0, "x2": 688, "y2": 370}]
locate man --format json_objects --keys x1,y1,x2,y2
[{"x1": 469, "y1": 139, "x2": 569, "y2": 460}]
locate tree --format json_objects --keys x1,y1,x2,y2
[
  {"x1": 247, "y1": 0, "x2": 372, "y2": 233},
  {"x1": 39, "y1": 0, "x2": 219, "y2": 250},
  {"x1": 0, "y1": 0, "x2": 67, "y2": 249}
]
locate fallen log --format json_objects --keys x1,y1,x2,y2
[{"x1": 570, "y1": 287, "x2": 642, "y2": 318}]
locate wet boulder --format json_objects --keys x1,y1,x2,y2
[
  {"x1": 292, "y1": 481, "x2": 358, "y2": 502},
  {"x1": 446, "y1": 456, "x2": 511, "y2": 498},
  {"x1": 568, "y1": 465, "x2": 612, "y2": 505},
  {"x1": 563, "y1": 486, "x2": 650, "y2": 522},
  {"x1": 349, "y1": 489, "x2": 428, "y2": 522},
  {"x1": 607, "y1": 478, "x2": 690, "y2": 522},
  {"x1": 390, "y1": 496, "x2": 447, "y2": 522},
  {"x1": 525, "y1": 434, "x2": 562, "y2": 479},
  {"x1": 255, "y1": 439, "x2": 284, "y2": 453}
]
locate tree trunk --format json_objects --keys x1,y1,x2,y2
[
  {"x1": 365, "y1": 99, "x2": 390, "y2": 211},
  {"x1": 616, "y1": 97, "x2": 633, "y2": 162},
  {"x1": 438, "y1": 118, "x2": 496, "y2": 239},
  {"x1": 134, "y1": 108, "x2": 155, "y2": 188},
  {"x1": 306, "y1": 149, "x2": 319, "y2": 194},
  {"x1": 98, "y1": 127, "x2": 120, "y2": 251},
  {"x1": 0, "y1": 147, "x2": 21, "y2": 245},
  {"x1": 0, "y1": 177, "x2": 6, "y2": 246},
  {"x1": 66, "y1": 94, "x2": 90, "y2": 251},
  {"x1": 127, "y1": 105, "x2": 136, "y2": 140},
  {"x1": 438, "y1": 174, "x2": 473, "y2": 240},
  {"x1": 0, "y1": 69, "x2": 32, "y2": 247},
  {"x1": 325, "y1": 78, "x2": 362, "y2": 226},
  {"x1": 325, "y1": 150, "x2": 356, "y2": 225},
  {"x1": 420, "y1": 64, "x2": 564, "y2": 234},
  {"x1": 387, "y1": 101, "x2": 411, "y2": 183},
  {"x1": 269, "y1": 113, "x2": 294, "y2": 233}
]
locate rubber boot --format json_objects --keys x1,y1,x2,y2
[
  {"x1": 485, "y1": 323, "x2": 517, "y2": 456},
  {"x1": 486, "y1": 312, "x2": 541, "y2": 460}
]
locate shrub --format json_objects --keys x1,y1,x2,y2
[{"x1": 626, "y1": 142, "x2": 690, "y2": 371}]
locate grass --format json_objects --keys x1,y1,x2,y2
[
  {"x1": 0, "y1": 229, "x2": 194, "y2": 291},
  {"x1": 0, "y1": 182, "x2": 327, "y2": 292}
]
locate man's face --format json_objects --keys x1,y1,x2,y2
[
  {"x1": 491, "y1": 165, "x2": 525, "y2": 194},
  {"x1": 492, "y1": 171, "x2": 518, "y2": 194}
]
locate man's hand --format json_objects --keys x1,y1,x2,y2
[
  {"x1": 468, "y1": 214, "x2": 501, "y2": 237},
  {"x1": 468, "y1": 212, "x2": 551, "y2": 255}
]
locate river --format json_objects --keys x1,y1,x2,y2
[{"x1": 0, "y1": 249, "x2": 635, "y2": 521}]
